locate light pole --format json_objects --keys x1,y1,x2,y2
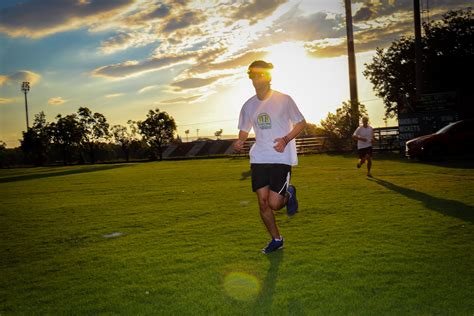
[
  {"x1": 21, "y1": 81, "x2": 30, "y2": 129},
  {"x1": 413, "y1": 0, "x2": 423, "y2": 101},
  {"x1": 344, "y1": 0, "x2": 359, "y2": 131}
]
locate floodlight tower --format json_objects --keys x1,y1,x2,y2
[{"x1": 21, "y1": 81, "x2": 30, "y2": 129}]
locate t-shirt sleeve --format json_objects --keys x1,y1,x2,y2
[
  {"x1": 353, "y1": 127, "x2": 361, "y2": 136},
  {"x1": 286, "y1": 96, "x2": 305, "y2": 124},
  {"x1": 238, "y1": 103, "x2": 252, "y2": 132}
]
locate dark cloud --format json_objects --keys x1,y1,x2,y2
[
  {"x1": 162, "y1": 10, "x2": 205, "y2": 34},
  {"x1": 230, "y1": 0, "x2": 287, "y2": 25},
  {"x1": 353, "y1": 3, "x2": 377, "y2": 22},
  {"x1": 0, "y1": 0, "x2": 134, "y2": 38},
  {"x1": 0, "y1": 70, "x2": 41, "y2": 86},
  {"x1": 122, "y1": 3, "x2": 172, "y2": 27}
]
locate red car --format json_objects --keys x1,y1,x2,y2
[{"x1": 405, "y1": 119, "x2": 474, "y2": 159}]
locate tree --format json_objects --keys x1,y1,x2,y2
[
  {"x1": 138, "y1": 108, "x2": 177, "y2": 161},
  {"x1": 0, "y1": 140, "x2": 6, "y2": 168},
  {"x1": 50, "y1": 114, "x2": 83, "y2": 165},
  {"x1": 298, "y1": 122, "x2": 325, "y2": 137},
  {"x1": 77, "y1": 107, "x2": 110, "y2": 164},
  {"x1": 364, "y1": 8, "x2": 473, "y2": 118},
  {"x1": 214, "y1": 129, "x2": 223, "y2": 140},
  {"x1": 320, "y1": 101, "x2": 368, "y2": 151},
  {"x1": 110, "y1": 120, "x2": 139, "y2": 162},
  {"x1": 20, "y1": 111, "x2": 52, "y2": 166}
]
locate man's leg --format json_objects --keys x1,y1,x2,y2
[
  {"x1": 357, "y1": 149, "x2": 365, "y2": 168},
  {"x1": 366, "y1": 155, "x2": 372, "y2": 176},
  {"x1": 256, "y1": 186, "x2": 281, "y2": 239},
  {"x1": 268, "y1": 190, "x2": 287, "y2": 211}
]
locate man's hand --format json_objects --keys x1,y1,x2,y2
[
  {"x1": 234, "y1": 140, "x2": 245, "y2": 152},
  {"x1": 273, "y1": 137, "x2": 287, "y2": 153}
]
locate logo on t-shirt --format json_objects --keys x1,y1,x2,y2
[{"x1": 257, "y1": 113, "x2": 271, "y2": 129}]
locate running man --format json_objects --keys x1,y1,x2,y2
[
  {"x1": 234, "y1": 60, "x2": 306, "y2": 254},
  {"x1": 352, "y1": 116, "x2": 375, "y2": 177}
]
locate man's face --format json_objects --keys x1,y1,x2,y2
[
  {"x1": 362, "y1": 118, "x2": 369, "y2": 126},
  {"x1": 247, "y1": 67, "x2": 271, "y2": 89}
]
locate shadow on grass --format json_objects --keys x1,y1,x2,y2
[
  {"x1": 0, "y1": 164, "x2": 129, "y2": 184},
  {"x1": 240, "y1": 170, "x2": 251, "y2": 181},
  {"x1": 253, "y1": 250, "x2": 284, "y2": 313},
  {"x1": 370, "y1": 177, "x2": 474, "y2": 224},
  {"x1": 332, "y1": 151, "x2": 474, "y2": 169}
]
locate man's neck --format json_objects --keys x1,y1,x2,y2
[{"x1": 256, "y1": 86, "x2": 271, "y2": 100}]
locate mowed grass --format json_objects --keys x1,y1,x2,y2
[{"x1": 1, "y1": 154, "x2": 473, "y2": 315}]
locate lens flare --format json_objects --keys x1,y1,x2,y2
[{"x1": 223, "y1": 272, "x2": 260, "y2": 301}]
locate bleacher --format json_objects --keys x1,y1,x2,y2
[{"x1": 162, "y1": 129, "x2": 399, "y2": 160}]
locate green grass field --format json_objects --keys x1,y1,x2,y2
[{"x1": 1, "y1": 154, "x2": 473, "y2": 315}]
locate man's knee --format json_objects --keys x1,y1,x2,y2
[{"x1": 268, "y1": 197, "x2": 285, "y2": 211}]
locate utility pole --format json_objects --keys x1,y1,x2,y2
[
  {"x1": 21, "y1": 81, "x2": 30, "y2": 129},
  {"x1": 344, "y1": 0, "x2": 359, "y2": 131},
  {"x1": 414, "y1": 0, "x2": 423, "y2": 101}
]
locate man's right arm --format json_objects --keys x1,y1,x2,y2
[
  {"x1": 234, "y1": 130, "x2": 249, "y2": 151},
  {"x1": 352, "y1": 127, "x2": 361, "y2": 141}
]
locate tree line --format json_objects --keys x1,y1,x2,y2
[
  {"x1": 0, "y1": 107, "x2": 177, "y2": 167},
  {"x1": 0, "y1": 101, "x2": 368, "y2": 167}
]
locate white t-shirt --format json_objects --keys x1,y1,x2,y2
[
  {"x1": 238, "y1": 90, "x2": 305, "y2": 166},
  {"x1": 353, "y1": 125, "x2": 374, "y2": 149}
]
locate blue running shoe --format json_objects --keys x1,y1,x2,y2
[
  {"x1": 286, "y1": 185, "x2": 298, "y2": 216},
  {"x1": 262, "y1": 238, "x2": 284, "y2": 254}
]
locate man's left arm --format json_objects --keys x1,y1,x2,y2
[
  {"x1": 371, "y1": 128, "x2": 376, "y2": 145},
  {"x1": 273, "y1": 120, "x2": 306, "y2": 153}
]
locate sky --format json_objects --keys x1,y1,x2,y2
[{"x1": 0, "y1": 0, "x2": 470, "y2": 147}]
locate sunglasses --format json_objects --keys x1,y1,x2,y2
[{"x1": 247, "y1": 71, "x2": 270, "y2": 79}]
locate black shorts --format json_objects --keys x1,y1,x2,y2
[
  {"x1": 251, "y1": 163, "x2": 291, "y2": 196},
  {"x1": 358, "y1": 146, "x2": 373, "y2": 159}
]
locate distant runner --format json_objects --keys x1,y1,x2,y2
[{"x1": 352, "y1": 116, "x2": 375, "y2": 177}]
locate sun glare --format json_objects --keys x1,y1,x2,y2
[{"x1": 266, "y1": 42, "x2": 350, "y2": 124}]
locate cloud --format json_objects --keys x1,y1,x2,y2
[
  {"x1": 0, "y1": 71, "x2": 41, "y2": 86},
  {"x1": 99, "y1": 31, "x2": 159, "y2": 55},
  {"x1": 48, "y1": 97, "x2": 67, "y2": 105},
  {"x1": 105, "y1": 93, "x2": 124, "y2": 98},
  {"x1": 138, "y1": 85, "x2": 160, "y2": 94},
  {"x1": 159, "y1": 95, "x2": 202, "y2": 104},
  {"x1": 229, "y1": 0, "x2": 287, "y2": 25},
  {"x1": 170, "y1": 74, "x2": 231, "y2": 91},
  {"x1": 0, "y1": 98, "x2": 15, "y2": 104},
  {"x1": 352, "y1": 0, "x2": 470, "y2": 23},
  {"x1": 188, "y1": 50, "x2": 269, "y2": 75},
  {"x1": 123, "y1": 3, "x2": 171, "y2": 27},
  {"x1": 91, "y1": 53, "x2": 197, "y2": 79},
  {"x1": 304, "y1": 19, "x2": 414, "y2": 58},
  {"x1": 271, "y1": 10, "x2": 345, "y2": 42},
  {"x1": 162, "y1": 10, "x2": 205, "y2": 34},
  {"x1": 0, "y1": 0, "x2": 134, "y2": 38}
]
